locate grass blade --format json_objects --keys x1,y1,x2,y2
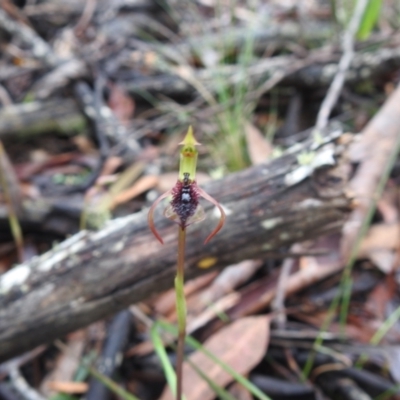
[
  {"x1": 88, "y1": 366, "x2": 139, "y2": 400},
  {"x1": 157, "y1": 321, "x2": 271, "y2": 400},
  {"x1": 151, "y1": 322, "x2": 177, "y2": 398},
  {"x1": 357, "y1": 0, "x2": 382, "y2": 40},
  {"x1": 185, "y1": 358, "x2": 237, "y2": 400}
]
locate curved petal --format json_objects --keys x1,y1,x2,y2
[
  {"x1": 197, "y1": 187, "x2": 226, "y2": 244},
  {"x1": 147, "y1": 190, "x2": 171, "y2": 244}
]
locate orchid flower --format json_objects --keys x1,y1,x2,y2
[
  {"x1": 147, "y1": 126, "x2": 225, "y2": 400},
  {"x1": 147, "y1": 126, "x2": 225, "y2": 244}
]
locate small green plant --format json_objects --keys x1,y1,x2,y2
[
  {"x1": 332, "y1": 0, "x2": 381, "y2": 39},
  {"x1": 154, "y1": 320, "x2": 272, "y2": 400},
  {"x1": 209, "y1": 25, "x2": 257, "y2": 172},
  {"x1": 148, "y1": 126, "x2": 226, "y2": 400},
  {"x1": 87, "y1": 365, "x2": 140, "y2": 400}
]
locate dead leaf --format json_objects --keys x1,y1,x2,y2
[
  {"x1": 358, "y1": 223, "x2": 400, "y2": 273},
  {"x1": 126, "y1": 340, "x2": 155, "y2": 358},
  {"x1": 72, "y1": 135, "x2": 96, "y2": 154},
  {"x1": 16, "y1": 152, "x2": 77, "y2": 180},
  {"x1": 160, "y1": 316, "x2": 270, "y2": 400},
  {"x1": 244, "y1": 121, "x2": 273, "y2": 165},
  {"x1": 368, "y1": 249, "x2": 396, "y2": 274},
  {"x1": 41, "y1": 330, "x2": 86, "y2": 397},
  {"x1": 365, "y1": 281, "x2": 392, "y2": 322},
  {"x1": 197, "y1": 260, "x2": 262, "y2": 309},
  {"x1": 299, "y1": 255, "x2": 319, "y2": 272},
  {"x1": 110, "y1": 175, "x2": 159, "y2": 209},
  {"x1": 47, "y1": 381, "x2": 88, "y2": 394},
  {"x1": 359, "y1": 224, "x2": 400, "y2": 254},
  {"x1": 377, "y1": 184, "x2": 399, "y2": 223},
  {"x1": 154, "y1": 272, "x2": 218, "y2": 317},
  {"x1": 99, "y1": 156, "x2": 123, "y2": 177},
  {"x1": 341, "y1": 85, "x2": 400, "y2": 262},
  {"x1": 228, "y1": 381, "x2": 253, "y2": 400},
  {"x1": 186, "y1": 292, "x2": 241, "y2": 334}
]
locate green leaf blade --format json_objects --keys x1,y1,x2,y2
[{"x1": 357, "y1": 0, "x2": 382, "y2": 40}]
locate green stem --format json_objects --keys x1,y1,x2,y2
[{"x1": 175, "y1": 226, "x2": 187, "y2": 400}]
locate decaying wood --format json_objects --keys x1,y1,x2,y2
[
  {"x1": 0, "y1": 126, "x2": 351, "y2": 362},
  {"x1": 0, "y1": 99, "x2": 85, "y2": 138}
]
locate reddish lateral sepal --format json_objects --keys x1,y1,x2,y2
[
  {"x1": 197, "y1": 187, "x2": 226, "y2": 244},
  {"x1": 147, "y1": 189, "x2": 171, "y2": 244}
]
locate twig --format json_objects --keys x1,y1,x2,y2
[
  {"x1": 75, "y1": 77, "x2": 140, "y2": 156},
  {"x1": 315, "y1": 0, "x2": 369, "y2": 131},
  {"x1": 0, "y1": 346, "x2": 46, "y2": 380},
  {"x1": 74, "y1": 0, "x2": 97, "y2": 36},
  {"x1": 0, "y1": 84, "x2": 12, "y2": 107},
  {"x1": 271, "y1": 244, "x2": 302, "y2": 329},
  {"x1": 318, "y1": 377, "x2": 373, "y2": 400},
  {"x1": 250, "y1": 59, "x2": 311, "y2": 102},
  {"x1": 70, "y1": 80, "x2": 110, "y2": 195},
  {"x1": 0, "y1": 382, "x2": 18, "y2": 400},
  {"x1": 33, "y1": 59, "x2": 88, "y2": 100},
  {"x1": 199, "y1": 259, "x2": 262, "y2": 306},
  {"x1": 0, "y1": 141, "x2": 23, "y2": 261},
  {"x1": 9, "y1": 367, "x2": 46, "y2": 400},
  {"x1": 0, "y1": 9, "x2": 58, "y2": 67},
  {"x1": 86, "y1": 310, "x2": 131, "y2": 400}
]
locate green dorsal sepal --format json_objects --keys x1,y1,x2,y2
[{"x1": 178, "y1": 126, "x2": 200, "y2": 182}]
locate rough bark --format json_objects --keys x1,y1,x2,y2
[{"x1": 0, "y1": 127, "x2": 352, "y2": 362}]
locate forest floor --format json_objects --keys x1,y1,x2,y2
[{"x1": 1, "y1": 1, "x2": 400, "y2": 400}]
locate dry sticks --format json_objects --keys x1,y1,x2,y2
[{"x1": 315, "y1": 0, "x2": 369, "y2": 131}]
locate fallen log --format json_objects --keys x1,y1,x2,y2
[
  {"x1": 0, "y1": 99, "x2": 85, "y2": 138},
  {"x1": 0, "y1": 126, "x2": 351, "y2": 362}
]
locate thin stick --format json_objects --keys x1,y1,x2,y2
[
  {"x1": 0, "y1": 141, "x2": 23, "y2": 261},
  {"x1": 271, "y1": 244, "x2": 301, "y2": 329},
  {"x1": 74, "y1": 0, "x2": 97, "y2": 36},
  {"x1": 175, "y1": 226, "x2": 187, "y2": 400},
  {"x1": 315, "y1": 0, "x2": 369, "y2": 131},
  {"x1": 0, "y1": 84, "x2": 12, "y2": 106}
]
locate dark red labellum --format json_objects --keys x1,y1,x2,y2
[{"x1": 170, "y1": 172, "x2": 199, "y2": 228}]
